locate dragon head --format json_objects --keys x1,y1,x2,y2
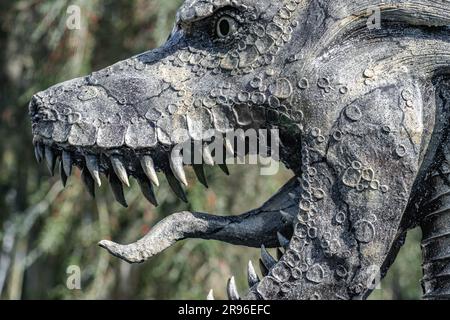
[
  {"x1": 29, "y1": 0, "x2": 303, "y2": 194},
  {"x1": 29, "y1": 0, "x2": 450, "y2": 300}
]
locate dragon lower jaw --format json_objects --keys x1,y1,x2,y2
[{"x1": 96, "y1": 173, "x2": 301, "y2": 299}]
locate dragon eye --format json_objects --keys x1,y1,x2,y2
[{"x1": 216, "y1": 16, "x2": 237, "y2": 38}]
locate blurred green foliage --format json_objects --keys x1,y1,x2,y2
[{"x1": 0, "y1": 0, "x2": 423, "y2": 300}]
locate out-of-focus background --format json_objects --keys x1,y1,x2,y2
[{"x1": 0, "y1": 0, "x2": 423, "y2": 300}]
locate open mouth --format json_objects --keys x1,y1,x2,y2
[
  {"x1": 30, "y1": 75, "x2": 302, "y2": 300},
  {"x1": 32, "y1": 123, "x2": 299, "y2": 298}
]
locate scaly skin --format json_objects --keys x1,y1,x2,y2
[{"x1": 29, "y1": 0, "x2": 450, "y2": 299}]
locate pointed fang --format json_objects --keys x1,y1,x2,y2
[
  {"x1": 140, "y1": 155, "x2": 159, "y2": 187},
  {"x1": 109, "y1": 173, "x2": 128, "y2": 208},
  {"x1": 280, "y1": 210, "x2": 294, "y2": 224},
  {"x1": 111, "y1": 156, "x2": 129, "y2": 187},
  {"x1": 261, "y1": 245, "x2": 277, "y2": 269},
  {"x1": 166, "y1": 172, "x2": 188, "y2": 203},
  {"x1": 169, "y1": 153, "x2": 188, "y2": 186},
  {"x1": 247, "y1": 260, "x2": 260, "y2": 287},
  {"x1": 137, "y1": 177, "x2": 158, "y2": 207},
  {"x1": 277, "y1": 232, "x2": 290, "y2": 249},
  {"x1": 59, "y1": 161, "x2": 68, "y2": 187},
  {"x1": 62, "y1": 151, "x2": 72, "y2": 177},
  {"x1": 227, "y1": 276, "x2": 240, "y2": 300},
  {"x1": 81, "y1": 168, "x2": 95, "y2": 198},
  {"x1": 85, "y1": 155, "x2": 102, "y2": 187},
  {"x1": 207, "y1": 289, "x2": 215, "y2": 300},
  {"x1": 193, "y1": 164, "x2": 208, "y2": 188}
]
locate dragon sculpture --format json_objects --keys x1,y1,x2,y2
[{"x1": 29, "y1": 0, "x2": 450, "y2": 300}]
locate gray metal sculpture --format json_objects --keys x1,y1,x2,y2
[{"x1": 28, "y1": 0, "x2": 450, "y2": 300}]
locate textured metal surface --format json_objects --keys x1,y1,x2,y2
[{"x1": 28, "y1": 0, "x2": 450, "y2": 300}]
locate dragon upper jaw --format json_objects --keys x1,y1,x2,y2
[
  {"x1": 29, "y1": 60, "x2": 300, "y2": 207},
  {"x1": 31, "y1": 121, "x2": 291, "y2": 203}
]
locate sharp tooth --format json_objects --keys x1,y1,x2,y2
[
  {"x1": 203, "y1": 144, "x2": 214, "y2": 166},
  {"x1": 137, "y1": 177, "x2": 158, "y2": 207},
  {"x1": 277, "y1": 248, "x2": 284, "y2": 260},
  {"x1": 165, "y1": 171, "x2": 188, "y2": 203},
  {"x1": 44, "y1": 146, "x2": 56, "y2": 176},
  {"x1": 207, "y1": 289, "x2": 215, "y2": 300},
  {"x1": 261, "y1": 245, "x2": 276, "y2": 269},
  {"x1": 140, "y1": 155, "x2": 159, "y2": 187},
  {"x1": 81, "y1": 168, "x2": 95, "y2": 198},
  {"x1": 109, "y1": 173, "x2": 128, "y2": 208},
  {"x1": 288, "y1": 192, "x2": 298, "y2": 201},
  {"x1": 247, "y1": 261, "x2": 260, "y2": 287},
  {"x1": 111, "y1": 156, "x2": 129, "y2": 187},
  {"x1": 59, "y1": 161, "x2": 68, "y2": 187},
  {"x1": 277, "y1": 231, "x2": 290, "y2": 249},
  {"x1": 218, "y1": 163, "x2": 230, "y2": 176},
  {"x1": 169, "y1": 153, "x2": 188, "y2": 186},
  {"x1": 34, "y1": 143, "x2": 44, "y2": 163},
  {"x1": 259, "y1": 259, "x2": 269, "y2": 277},
  {"x1": 227, "y1": 276, "x2": 240, "y2": 300},
  {"x1": 280, "y1": 210, "x2": 294, "y2": 224},
  {"x1": 62, "y1": 151, "x2": 72, "y2": 177},
  {"x1": 85, "y1": 155, "x2": 102, "y2": 187},
  {"x1": 193, "y1": 164, "x2": 208, "y2": 188},
  {"x1": 224, "y1": 137, "x2": 234, "y2": 155}
]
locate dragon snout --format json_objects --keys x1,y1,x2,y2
[
  {"x1": 29, "y1": 91, "x2": 61, "y2": 138},
  {"x1": 28, "y1": 76, "x2": 271, "y2": 209},
  {"x1": 29, "y1": 94, "x2": 41, "y2": 120}
]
